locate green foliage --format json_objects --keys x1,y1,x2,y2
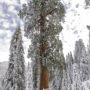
[{"x1": 20, "y1": 0, "x2": 66, "y2": 89}]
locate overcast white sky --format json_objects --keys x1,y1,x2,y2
[
  {"x1": 0, "y1": 0, "x2": 90, "y2": 62},
  {"x1": 61, "y1": 0, "x2": 90, "y2": 56}
]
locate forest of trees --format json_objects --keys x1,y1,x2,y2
[
  {"x1": 2, "y1": 28, "x2": 90, "y2": 90},
  {"x1": 0, "y1": 0, "x2": 90, "y2": 90}
]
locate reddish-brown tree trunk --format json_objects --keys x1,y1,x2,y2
[
  {"x1": 40, "y1": 66, "x2": 49, "y2": 90},
  {"x1": 39, "y1": 1, "x2": 49, "y2": 90}
]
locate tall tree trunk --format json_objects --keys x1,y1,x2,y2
[
  {"x1": 39, "y1": 1, "x2": 49, "y2": 89},
  {"x1": 40, "y1": 66, "x2": 49, "y2": 90}
]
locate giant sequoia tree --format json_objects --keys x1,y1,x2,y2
[
  {"x1": 20, "y1": 0, "x2": 65, "y2": 90},
  {"x1": 3, "y1": 27, "x2": 25, "y2": 90}
]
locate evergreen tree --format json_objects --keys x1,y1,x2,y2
[
  {"x1": 86, "y1": 30, "x2": 90, "y2": 80},
  {"x1": 73, "y1": 63, "x2": 82, "y2": 90},
  {"x1": 26, "y1": 62, "x2": 33, "y2": 90},
  {"x1": 61, "y1": 52, "x2": 73, "y2": 90},
  {"x1": 66, "y1": 52, "x2": 73, "y2": 90},
  {"x1": 61, "y1": 69, "x2": 68, "y2": 90},
  {"x1": 74, "y1": 39, "x2": 89, "y2": 81},
  {"x1": 74, "y1": 39, "x2": 86, "y2": 64},
  {"x1": 3, "y1": 26, "x2": 25, "y2": 90},
  {"x1": 20, "y1": 0, "x2": 65, "y2": 90},
  {"x1": 88, "y1": 30, "x2": 90, "y2": 53},
  {"x1": 73, "y1": 39, "x2": 90, "y2": 90},
  {"x1": 31, "y1": 56, "x2": 40, "y2": 90}
]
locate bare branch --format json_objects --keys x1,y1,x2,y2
[{"x1": 45, "y1": 8, "x2": 56, "y2": 17}]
